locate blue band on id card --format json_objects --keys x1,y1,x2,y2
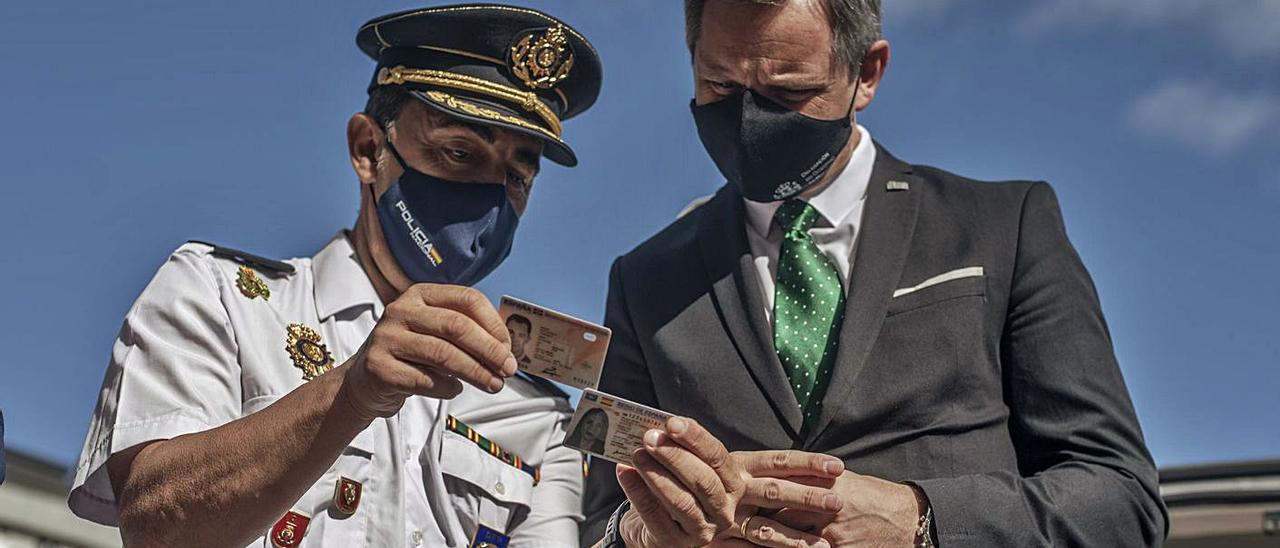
[{"x1": 471, "y1": 525, "x2": 509, "y2": 548}]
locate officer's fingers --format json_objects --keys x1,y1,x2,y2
[
  {"x1": 632, "y1": 450, "x2": 719, "y2": 546},
  {"x1": 740, "y1": 515, "x2": 830, "y2": 548},
  {"x1": 410, "y1": 284, "x2": 510, "y2": 345},
  {"x1": 387, "y1": 330, "x2": 504, "y2": 394},
  {"x1": 408, "y1": 370, "x2": 464, "y2": 400},
  {"x1": 402, "y1": 306, "x2": 515, "y2": 377},
  {"x1": 736, "y1": 450, "x2": 844, "y2": 479},
  {"x1": 664, "y1": 417, "x2": 744, "y2": 494},
  {"x1": 358, "y1": 337, "x2": 469, "y2": 399},
  {"x1": 643, "y1": 431, "x2": 733, "y2": 529},
  {"x1": 617, "y1": 464, "x2": 685, "y2": 547},
  {"x1": 741, "y1": 477, "x2": 843, "y2": 514}
]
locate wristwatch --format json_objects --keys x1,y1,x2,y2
[{"x1": 601, "y1": 500, "x2": 631, "y2": 548}]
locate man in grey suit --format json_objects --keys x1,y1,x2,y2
[{"x1": 583, "y1": 0, "x2": 1167, "y2": 546}]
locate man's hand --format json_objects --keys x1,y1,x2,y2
[
  {"x1": 614, "y1": 417, "x2": 845, "y2": 547},
  {"x1": 757, "y1": 469, "x2": 922, "y2": 547},
  {"x1": 342, "y1": 284, "x2": 518, "y2": 420}
]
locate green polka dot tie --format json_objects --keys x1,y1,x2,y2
[{"x1": 773, "y1": 199, "x2": 846, "y2": 424}]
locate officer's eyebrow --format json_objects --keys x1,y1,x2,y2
[
  {"x1": 435, "y1": 116, "x2": 541, "y2": 175},
  {"x1": 436, "y1": 117, "x2": 497, "y2": 143}
]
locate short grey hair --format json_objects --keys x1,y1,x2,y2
[{"x1": 684, "y1": 0, "x2": 882, "y2": 74}]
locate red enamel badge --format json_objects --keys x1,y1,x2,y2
[
  {"x1": 334, "y1": 476, "x2": 363, "y2": 515},
  {"x1": 271, "y1": 510, "x2": 311, "y2": 548}
]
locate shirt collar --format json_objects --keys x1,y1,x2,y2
[
  {"x1": 744, "y1": 124, "x2": 876, "y2": 234},
  {"x1": 312, "y1": 230, "x2": 383, "y2": 320}
]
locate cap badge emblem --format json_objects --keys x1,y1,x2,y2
[{"x1": 510, "y1": 25, "x2": 575, "y2": 90}]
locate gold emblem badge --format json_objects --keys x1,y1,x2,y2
[
  {"x1": 236, "y1": 265, "x2": 270, "y2": 301},
  {"x1": 286, "y1": 323, "x2": 333, "y2": 381},
  {"x1": 333, "y1": 477, "x2": 362, "y2": 515},
  {"x1": 509, "y1": 25, "x2": 575, "y2": 90}
]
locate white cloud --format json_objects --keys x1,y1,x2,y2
[
  {"x1": 1019, "y1": 0, "x2": 1280, "y2": 58},
  {"x1": 1128, "y1": 80, "x2": 1280, "y2": 156}
]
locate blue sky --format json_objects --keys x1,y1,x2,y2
[{"x1": 1, "y1": 1, "x2": 1276, "y2": 470}]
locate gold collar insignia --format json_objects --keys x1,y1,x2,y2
[{"x1": 236, "y1": 265, "x2": 271, "y2": 301}]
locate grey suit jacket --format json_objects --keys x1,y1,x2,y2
[{"x1": 581, "y1": 145, "x2": 1167, "y2": 546}]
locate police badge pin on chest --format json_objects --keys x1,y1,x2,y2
[{"x1": 286, "y1": 323, "x2": 334, "y2": 381}]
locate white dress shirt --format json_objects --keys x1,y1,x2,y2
[
  {"x1": 70, "y1": 232, "x2": 582, "y2": 548},
  {"x1": 744, "y1": 125, "x2": 876, "y2": 324}
]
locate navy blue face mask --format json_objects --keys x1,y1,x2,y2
[{"x1": 373, "y1": 139, "x2": 519, "y2": 286}]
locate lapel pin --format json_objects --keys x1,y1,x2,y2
[{"x1": 886, "y1": 180, "x2": 910, "y2": 192}]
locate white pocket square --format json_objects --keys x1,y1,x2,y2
[{"x1": 893, "y1": 267, "x2": 985, "y2": 298}]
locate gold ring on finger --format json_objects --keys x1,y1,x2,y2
[{"x1": 739, "y1": 516, "x2": 754, "y2": 539}]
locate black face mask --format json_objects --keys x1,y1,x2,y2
[{"x1": 691, "y1": 90, "x2": 853, "y2": 202}]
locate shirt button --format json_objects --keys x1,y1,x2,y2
[
  {"x1": 404, "y1": 447, "x2": 413, "y2": 461},
  {"x1": 411, "y1": 530, "x2": 423, "y2": 546},
  {"x1": 494, "y1": 481, "x2": 506, "y2": 496}
]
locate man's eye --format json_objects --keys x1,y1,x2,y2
[
  {"x1": 508, "y1": 172, "x2": 531, "y2": 190},
  {"x1": 709, "y1": 80, "x2": 738, "y2": 94},
  {"x1": 446, "y1": 148, "x2": 472, "y2": 160},
  {"x1": 778, "y1": 90, "x2": 819, "y2": 103}
]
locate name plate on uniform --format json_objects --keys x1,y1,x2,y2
[{"x1": 499, "y1": 296, "x2": 609, "y2": 390}]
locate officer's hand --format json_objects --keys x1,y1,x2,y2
[
  {"x1": 615, "y1": 417, "x2": 844, "y2": 547},
  {"x1": 343, "y1": 284, "x2": 517, "y2": 419}
]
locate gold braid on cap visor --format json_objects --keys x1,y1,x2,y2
[{"x1": 377, "y1": 66, "x2": 563, "y2": 139}]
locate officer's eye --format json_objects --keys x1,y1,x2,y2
[
  {"x1": 708, "y1": 80, "x2": 739, "y2": 94},
  {"x1": 446, "y1": 148, "x2": 473, "y2": 161},
  {"x1": 777, "y1": 88, "x2": 821, "y2": 104},
  {"x1": 508, "y1": 172, "x2": 532, "y2": 192}
]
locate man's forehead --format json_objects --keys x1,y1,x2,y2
[{"x1": 696, "y1": 1, "x2": 836, "y2": 73}]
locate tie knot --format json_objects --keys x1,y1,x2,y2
[{"x1": 774, "y1": 199, "x2": 821, "y2": 234}]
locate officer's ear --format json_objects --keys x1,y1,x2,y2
[{"x1": 347, "y1": 113, "x2": 383, "y2": 186}]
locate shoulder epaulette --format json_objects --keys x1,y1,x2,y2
[
  {"x1": 517, "y1": 372, "x2": 571, "y2": 400},
  {"x1": 187, "y1": 240, "x2": 296, "y2": 275}
]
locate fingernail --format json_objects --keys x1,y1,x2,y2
[
  {"x1": 824, "y1": 458, "x2": 842, "y2": 476},
  {"x1": 644, "y1": 429, "x2": 661, "y2": 448},
  {"x1": 488, "y1": 377, "x2": 505, "y2": 393},
  {"x1": 632, "y1": 449, "x2": 650, "y2": 465},
  {"x1": 823, "y1": 493, "x2": 843, "y2": 512},
  {"x1": 667, "y1": 417, "x2": 687, "y2": 434},
  {"x1": 815, "y1": 540, "x2": 831, "y2": 548},
  {"x1": 503, "y1": 356, "x2": 518, "y2": 376}
]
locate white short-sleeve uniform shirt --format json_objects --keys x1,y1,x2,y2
[{"x1": 70, "y1": 232, "x2": 583, "y2": 548}]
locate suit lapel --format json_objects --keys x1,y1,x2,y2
[
  {"x1": 805, "y1": 144, "x2": 921, "y2": 446},
  {"x1": 697, "y1": 186, "x2": 805, "y2": 437}
]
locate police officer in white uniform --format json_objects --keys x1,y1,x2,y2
[{"x1": 69, "y1": 5, "x2": 603, "y2": 547}]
